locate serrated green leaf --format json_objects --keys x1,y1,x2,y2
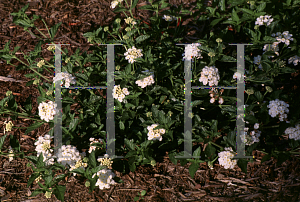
[
  {"x1": 119, "y1": 120, "x2": 125, "y2": 130},
  {"x1": 89, "y1": 150, "x2": 96, "y2": 168},
  {"x1": 27, "y1": 173, "x2": 40, "y2": 187},
  {"x1": 193, "y1": 146, "x2": 201, "y2": 157},
  {"x1": 232, "y1": 8, "x2": 240, "y2": 22},
  {"x1": 257, "y1": 2, "x2": 266, "y2": 12},
  {"x1": 49, "y1": 22, "x2": 62, "y2": 40},
  {"x1": 124, "y1": 138, "x2": 136, "y2": 150}
]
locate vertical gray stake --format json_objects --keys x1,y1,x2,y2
[
  {"x1": 229, "y1": 44, "x2": 253, "y2": 159},
  {"x1": 175, "y1": 44, "x2": 200, "y2": 159},
  {"x1": 98, "y1": 44, "x2": 123, "y2": 159},
  {"x1": 50, "y1": 44, "x2": 69, "y2": 156}
]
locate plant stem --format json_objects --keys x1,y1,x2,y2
[
  {"x1": 210, "y1": 141, "x2": 223, "y2": 150},
  {"x1": 1, "y1": 110, "x2": 44, "y2": 122},
  {"x1": 13, "y1": 56, "x2": 51, "y2": 82}
]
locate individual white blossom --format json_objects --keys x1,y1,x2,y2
[
  {"x1": 92, "y1": 168, "x2": 116, "y2": 190},
  {"x1": 241, "y1": 128, "x2": 261, "y2": 146},
  {"x1": 53, "y1": 71, "x2": 76, "y2": 88},
  {"x1": 267, "y1": 99, "x2": 289, "y2": 122},
  {"x1": 89, "y1": 138, "x2": 103, "y2": 153},
  {"x1": 38, "y1": 101, "x2": 57, "y2": 122},
  {"x1": 255, "y1": 15, "x2": 273, "y2": 26},
  {"x1": 162, "y1": 15, "x2": 176, "y2": 22},
  {"x1": 8, "y1": 146, "x2": 14, "y2": 162},
  {"x1": 233, "y1": 72, "x2": 246, "y2": 81},
  {"x1": 113, "y1": 85, "x2": 130, "y2": 103},
  {"x1": 288, "y1": 55, "x2": 300, "y2": 66},
  {"x1": 124, "y1": 46, "x2": 143, "y2": 64},
  {"x1": 285, "y1": 124, "x2": 300, "y2": 141},
  {"x1": 111, "y1": 0, "x2": 123, "y2": 9},
  {"x1": 182, "y1": 43, "x2": 203, "y2": 62},
  {"x1": 218, "y1": 147, "x2": 237, "y2": 169},
  {"x1": 199, "y1": 66, "x2": 220, "y2": 86},
  {"x1": 147, "y1": 124, "x2": 165, "y2": 141},
  {"x1": 253, "y1": 55, "x2": 263, "y2": 70},
  {"x1": 218, "y1": 97, "x2": 224, "y2": 104},
  {"x1": 254, "y1": 123, "x2": 259, "y2": 129}
]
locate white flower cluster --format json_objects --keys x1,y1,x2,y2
[
  {"x1": 111, "y1": 0, "x2": 123, "y2": 9},
  {"x1": 56, "y1": 145, "x2": 86, "y2": 169},
  {"x1": 124, "y1": 46, "x2": 143, "y2": 64},
  {"x1": 34, "y1": 134, "x2": 55, "y2": 166},
  {"x1": 253, "y1": 55, "x2": 263, "y2": 70},
  {"x1": 182, "y1": 43, "x2": 203, "y2": 62},
  {"x1": 241, "y1": 126, "x2": 261, "y2": 146},
  {"x1": 88, "y1": 138, "x2": 103, "y2": 153},
  {"x1": 38, "y1": 101, "x2": 57, "y2": 122},
  {"x1": 208, "y1": 88, "x2": 224, "y2": 104},
  {"x1": 135, "y1": 70, "x2": 155, "y2": 88},
  {"x1": 124, "y1": 17, "x2": 137, "y2": 26},
  {"x1": 271, "y1": 31, "x2": 294, "y2": 46},
  {"x1": 285, "y1": 124, "x2": 300, "y2": 141},
  {"x1": 162, "y1": 15, "x2": 177, "y2": 22},
  {"x1": 147, "y1": 124, "x2": 166, "y2": 141},
  {"x1": 218, "y1": 147, "x2": 237, "y2": 169},
  {"x1": 199, "y1": 66, "x2": 220, "y2": 86},
  {"x1": 263, "y1": 42, "x2": 280, "y2": 58},
  {"x1": 92, "y1": 168, "x2": 116, "y2": 190},
  {"x1": 267, "y1": 99, "x2": 289, "y2": 122},
  {"x1": 37, "y1": 60, "x2": 45, "y2": 68},
  {"x1": 53, "y1": 71, "x2": 76, "y2": 88},
  {"x1": 288, "y1": 55, "x2": 300, "y2": 66},
  {"x1": 113, "y1": 85, "x2": 130, "y2": 103},
  {"x1": 255, "y1": 15, "x2": 273, "y2": 26}
]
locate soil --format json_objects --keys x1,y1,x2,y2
[{"x1": 1, "y1": 0, "x2": 300, "y2": 201}]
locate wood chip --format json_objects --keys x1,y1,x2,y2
[{"x1": 0, "y1": 76, "x2": 26, "y2": 83}]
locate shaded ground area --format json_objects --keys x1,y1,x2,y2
[{"x1": 1, "y1": 0, "x2": 300, "y2": 201}]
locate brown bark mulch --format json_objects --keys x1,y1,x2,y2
[{"x1": 1, "y1": 0, "x2": 300, "y2": 201}]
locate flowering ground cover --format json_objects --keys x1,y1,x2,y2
[{"x1": 1, "y1": 0, "x2": 300, "y2": 201}]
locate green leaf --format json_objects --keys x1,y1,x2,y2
[
  {"x1": 139, "y1": 5, "x2": 155, "y2": 11},
  {"x1": 70, "y1": 168, "x2": 85, "y2": 176},
  {"x1": 197, "y1": 46, "x2": 215, "y2": 53},
  {"x1": 119, "y1": 120, "x2": 125, "y2": 130},
  {"x1": 237, "y1": 159, "x2": 247, "y2": 174},
  {"x1": 89, "y1": 151, "x2": 97, "y2": 168},
  {"x1": 125, "y1": 150, "x2": 137, "y2": 158},
  {"x1": 36, "y1": 153, "x2": 44, "y2": 168},
  {"x1": 49, "y1": 22, "x2": 62, "y2": 40},
  {"x1": 134, "y1": 196, "x2": 140, "y2": 201},
  {"x1": 188, "y1": 162, "x2": 200, "y2": 178},
  {"x1": 257, "y1": 2, "x2": 266, "y2": 12},
  {"x1": 193, "y1": 146, "x2": 201, "y2": 158},
  {"x1": 261, "y1": 154, "x2": 271, "y2": 163},
  {"x1": 239, "y1": 8, "x2": 254, "y2": 15},
  {"x1": 30, "y1": 189, "x2": 43, "y2": 197},
  {"x1": 14, "y1": 19, "x2": 33, "y2": 27},
  {"x1": 244, "y1": 115, "x2": 258, "y2": 124},
  {"x1": 210, "y1": 18, "x2": 223, "y2": 27},
  {"x1": 10, "y1": 134, "x2": 20, "y2": 152},
  {"x1": 219, "y1": 54, "x2": 237, "y2": 62},
  {"x1": 168, "y1": 152, "x2": 177, "y2": 165},
  {"x1": 232, "y1": 8, "x2": 240, "y2": 22},
  {"x1": 113, "y1": 7, "x2": 129, "y2": 12},
  {"x1": 53, "y1": 185, "x2": 66, "y2": 202},
  {"x1": 0, "y1": 134, "x2": 7, "y2": 151},
  {"x1": 219, "y1": 0, "x2": 226, "y2": 11},
  {"x1": 191, "y1": 100, "x2": 203, "y2": 107},
  {"x1": 205, "y1": 143, "x2": 216, "y2": 161},
  {"x1": 24, "y1": 121, "x2": 44, "y2": 136},
  {"x1": 254, "y1": 91, "x2": 263, "y2": 101},
  {"x1": 124, "y1": 138, "x2": 136, "y2": 150},
  {"x1": 25, "y1": 155, "x2": 38, "y2": 165},
  {"x1": 130, "y1": 0, "x2": 139, "y2": 10},
  {"x1": 135, "y1": 34, "x2": 150, "y2": 44},
  {"x1": 27, "y1": 173, "x2": 40, "y2": 187}
]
